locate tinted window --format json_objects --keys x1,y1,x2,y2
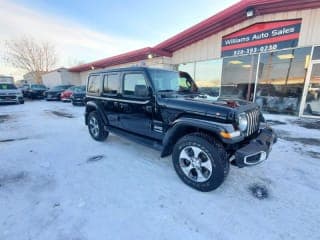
[
  {"x1": 123, "y1": 73, "x2": 147, "y2": 96},
  {"x1": 87, "y1": 75, "x2": 100, "y2": 93},
  {"x1": 220, "y1": 55, "x2": 258, "y2": 101},
  {"x1": 312, "y1": 46, "x2": 320, "y2": 60},
  {"x1": 255, "y1": 47, "x2": 312, "y2": 115},
  {"x1": 103, "y1": 74, "x2": 120, "y2": 94}
]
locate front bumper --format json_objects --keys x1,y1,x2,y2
[
  {"x1": 61, "y1": 97, "x2": 71, "y2": 102},
  {"x1": 0, "y1": 95, "x2": 20, "y2": 103},
  {"x1": 29, "y1": 91, "x2": 45, "y2": 98},
  {"x1": 46, "y1": 93, "x2": 60, "y2": 100},
  {"x1": 72, "y1": 97, "x2": 85, "y2": 104},
  {"x1": 234, "y1": 128, "x2": 277, "y2": 167}
]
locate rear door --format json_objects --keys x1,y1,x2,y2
[{"x1": 101, "y1": 72, "x2": 121, "y2": 127}]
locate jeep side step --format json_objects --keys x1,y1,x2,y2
[{"x1": 105, "y1": 126, "x2": 163, "y2": 152}]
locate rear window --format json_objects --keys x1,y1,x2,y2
[
  {"x1": 0, "y1": 84, "x2": 17, "y2": 90},
  {"x1": 87, "y1": 75, "x2": 101, "y2": 93}
]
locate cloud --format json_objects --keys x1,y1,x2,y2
[{"x1": 0, "y1": 0, "x2": 147, "y2": 79}]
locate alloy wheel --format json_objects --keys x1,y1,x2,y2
[
  {"x1": 89, "y1": 116, "x2": 99, "y2": 137},
  {"x1": 179, "y1": 146, "x2": 213, "y2": 183}
]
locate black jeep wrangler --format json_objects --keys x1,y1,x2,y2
[{"x1": 85, "y1": 67, "x2": 276, "y2": 192}]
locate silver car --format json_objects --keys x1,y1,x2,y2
[{"x1": 0, "y1": 83, "x2": 24, "y2": 104}]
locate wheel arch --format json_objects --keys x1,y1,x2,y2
[
  {"x1": 85, "y1": 100, "x2": 108, "y2": 125},
  {"x1": 161, "y1": 118, "x2": 230, "y2": 157}
]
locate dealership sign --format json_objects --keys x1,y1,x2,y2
[{"x1": 221, "y1": 19, "x2": 302, "y2": 57}]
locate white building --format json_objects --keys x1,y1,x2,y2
[{"x1": 42, "y1": 68, "x2": 81, "y2": 88}]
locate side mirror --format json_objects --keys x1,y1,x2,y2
[{"x1": 135, "y1": 85, "x2": 150, "y2": 98}]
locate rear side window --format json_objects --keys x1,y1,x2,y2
[
  {"x1": 103, "y1": 74, "x2": 120, "y2": 94},
  {"x1": 123, "y1": 73, "x2": 147, "y2": 96},
  {"x1": 87, "y1": 75, "x2": 100, "y2": 93}
]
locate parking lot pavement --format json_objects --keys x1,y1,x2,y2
[{"x1": 1, "y1": 101, "x2": 320, "y2": 240}]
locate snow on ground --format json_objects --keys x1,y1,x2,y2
[{"x1": 0, "y1": 101, "x2": 320, "y2": 240}]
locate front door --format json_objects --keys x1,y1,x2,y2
[
  {"x1": 118, "y1": 71, "x2": 154, "y2": 137},
  {"x1": 300, "y1": 61, "x2": 320, "y2": 117}
]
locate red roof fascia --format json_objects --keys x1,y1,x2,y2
[
  {"x1": 155, "y1": 0, "x2": 320, "y2": 52},
  {"x1": 69, "y1": 0, "x2": 320, "y2": 73},
  {"x1": 69, "y1": 47, "x2": 172, "y2": 72}
]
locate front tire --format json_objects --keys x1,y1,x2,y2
[
  {"x1": 172, "y1": 133, "x2": 229, "y2": 192},
  {"x1": 88, "y1": 111, "x2": 109, "y2": 141}
]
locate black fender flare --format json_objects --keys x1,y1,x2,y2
[
  {"x1": 161, "y1": 117, "x2": 236, "y2": 157},
  {"x1": 85, "y1": 100, "x2": 109, "y2": 125}
]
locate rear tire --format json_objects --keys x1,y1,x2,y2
[
  {"x1": 88, "y1": 111, "x2": 109, "y2": 141},
  {"x1": 172, "y1": 133, "x2": 229, "y2": 192}
]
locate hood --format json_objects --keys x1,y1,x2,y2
[{"x1": 158, "y1": 94, "x2": 257, "y2": 120}]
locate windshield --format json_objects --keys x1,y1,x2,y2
[
  {"x1": 0, "y1": 77, "x2": 13, "y2": 83},
  {"x1": 74, "y1": 86, "x2": 86, "y2": 92},
  {"x1": 52, "y1": 85, "x2": 70, "y2": 90},
  {"x1": 149, "y1": 69, "x2": 198, "y2": 93},
  {"x1": 0, "y1": 83, "x2": 17, "y2": 90},
  {"x1": 31, "y1": 84, "x2": 46, "y2": 89},
  {"x1": 149, "y1": 69, "x2": 180, "y2": 91}
]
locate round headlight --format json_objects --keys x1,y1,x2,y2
[{"x1": 238, "y1": 113, "x2": 248, "y2": 131}]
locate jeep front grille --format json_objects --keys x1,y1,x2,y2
[{"x1": 246, "y1": 109, "x2": 260, "y2": 136}]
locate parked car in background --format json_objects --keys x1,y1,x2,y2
[
  {"x1": 0, "y1": 82, "x2": 24, "y2": 104},
  {"x1": 0, "y1": 75, "x2": 14, "y2": 84},
  {"x1": 20, "y1": 84, "x2": 30, "y2": 97},
  {"x1": 24, "y1": 84, "x2": 47, "y2": 99},
  {"x1": 60, "y1": 86, "x2": 79, "y2": 102},
  {"x1": 45, "y1": 85, "x2": 73, "y2": 101},
  {"x1": 70, "y1": 85, "x2": 86, "y2": 105}
]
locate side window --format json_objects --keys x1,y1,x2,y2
[
  {"x1": 87, "y1": 75, "x2": 101, "y2": 94},
  {"x1": 123, "y1": 73, "x2": 148, "y2": 97},
  {"x1": 103, "y1": 74, "x2": 120, "y2": 94}
]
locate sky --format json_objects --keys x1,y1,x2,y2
[{"x1": 0, "y1": 0, "x2": 239, "y2": 80}]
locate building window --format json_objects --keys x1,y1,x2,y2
[
  {"x1": 220, "y1": 55, "x2": 258, "y2": 100},
  {"x1": 103, "y1": 74, "x2": 120, "y2": 95},
  {"x1": 87, "y1": 75, "x2": 100, "y2": 93},
  {"x1": 255, "y1": 47, "x2": 312, "y2": 115},
  {"x1": 123, "y1": 73, "x2": 147, "y2": 97},
  {"x1": 312, "y1": 46, "x2": 320, "y2": 60},
  {"x1": 303, "y1": 63, "x2": 320, "y2": 116},
  {"x1": 194, "y1": 59, "x2": 222, "y2": 97},
  {"x1": 178, "y1": 62, "x2": 195, "y2": 79},
  {"x1": 179, "y1": 60, "x2": 222, "y2": 96}
]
